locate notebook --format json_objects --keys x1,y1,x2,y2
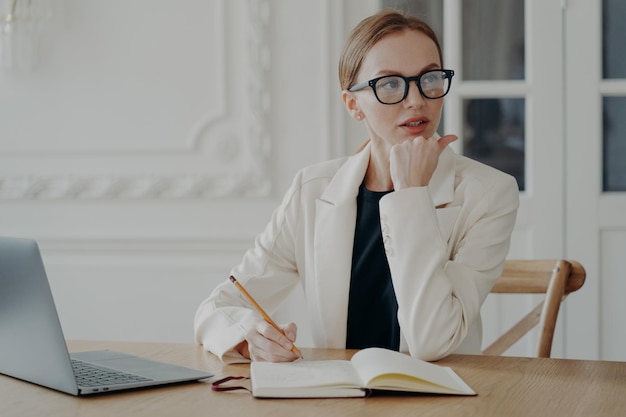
[
  {"x1": 0, "y1": 236, "x2": 213, "y2": 396},
  {"x1": 250, "y1": 347, "x2": 476, "y2": 398}
]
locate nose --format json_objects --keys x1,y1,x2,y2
[{"x1": 402, "y1": 81, "x2": 426, "y2": 108}]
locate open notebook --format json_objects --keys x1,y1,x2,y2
[
  {"x1": 251, "y1": 347, "x2": 476, "y2": 398},
  {"x1": 0, "y1": 236, "x2": 213, "y2": 395}
]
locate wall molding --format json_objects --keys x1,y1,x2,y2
[
  {"x1": 0, "y1": 0, "x2": 272, "y2": 200},
  {"x1": 38, "y1": 237, "x2": 251, "y2": 269},
  {"x1": 0, "y1": 172, "x2": 270, "y2": 199}
]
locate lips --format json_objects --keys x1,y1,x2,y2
[
  {"x1": 399, "y1": 117, "x2": 429, "y2": 135},
  {"x1": 404, "y1": 120, "x2": 425, "y2": 127},
  {"x1": 400, "y1": 117, "x2": 428, "y2": 127}
]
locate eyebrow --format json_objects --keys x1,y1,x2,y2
[{"x1": 373, "y1": 63, "x2": 441, "y2": 77}]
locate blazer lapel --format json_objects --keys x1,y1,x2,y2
[
  {"x1": 310, "y1": 144, "x2": 458, "y2": 347},
  {"x1": 312, "y1": 146, "x2": 370, "y2": 348}
]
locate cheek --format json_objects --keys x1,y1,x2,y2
[
  {"x1": 363, "y1": 107, "x2": 397, "y2": 137},
  {"x1": 361, "y1": 100, "x2": 395, "y2": 125},
  {"x1": 433, "y1": 107, "x2": 443, "y2": 124},
  {"x1": 426, "y1": 101, "x2": 444, "y2": 131},
  {"x1": 360, "y1": 100, "x2": 445, "y2": 140}
]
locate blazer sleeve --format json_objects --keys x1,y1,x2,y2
[
  {"x1": 379, "y1": 171, "x2": 519, "y2": 361},
  {"x1": 193, "y1": 171, "x2": 305, "y2": 361}
]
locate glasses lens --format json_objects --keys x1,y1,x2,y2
[
  {"x1": 374, "y1": 76, "x2": 406, "y2": 104},
  {"x1": 420, "y1": 70, "x2": 450, "y2": 99}
]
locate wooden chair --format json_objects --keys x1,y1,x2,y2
[{"x1": 482, "y1": 259, "x2": 586, "y2": 358}]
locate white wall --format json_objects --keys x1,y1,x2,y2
[
  {"x1": 2, "y1": 0, "x2": 622, "y2": 361},
  {"x1": 0, "y1": 0, "x2": 334, "y2": 345}
]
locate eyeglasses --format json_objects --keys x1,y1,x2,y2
[{"x1": 348, "y1": 69, "x2": 455, "y2": 105}]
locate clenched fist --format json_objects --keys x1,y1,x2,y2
[{"x1": 389, "y1": 134, "x2": 458, "y2": 189}]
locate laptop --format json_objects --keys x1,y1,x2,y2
[{"x1": 0, "y1": 236, "x2": 213, "y2": 395}]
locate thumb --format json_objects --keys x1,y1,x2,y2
[
  {"x1": 282, "y1": 322, "x2": 298, "y2": 342},
  {"x1": 437, "y1": 134, "x2": 458, "y2": 150}
]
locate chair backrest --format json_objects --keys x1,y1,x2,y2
[{"x1": 482, "y1": 259, "x2": 586, "y2": 358}]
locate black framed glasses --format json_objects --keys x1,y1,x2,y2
[{"x1": 349, "y1": 69, "x2": 455, "y2": 104}]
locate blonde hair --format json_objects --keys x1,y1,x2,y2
[
  {"x1": 338, "y1": 10, "x2": 443, "y2": 91},
  {"x1": 339, "y1": 10, "x2": 443, "y2": 152}
]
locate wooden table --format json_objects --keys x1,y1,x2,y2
[{"x1": 2, "y1": 341, "x2": 625, "y2": 417}]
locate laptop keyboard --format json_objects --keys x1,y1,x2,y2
[{"x1": 72, "y1": 359, "x2": 153, "y2": 387}]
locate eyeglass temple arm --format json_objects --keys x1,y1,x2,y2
[{"x1": 348, "y1": 81, "x2": 370, "y2": 92}]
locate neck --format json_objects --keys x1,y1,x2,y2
[{"x1": 364, "y1": 141, "x2": 394, "y2": 192}]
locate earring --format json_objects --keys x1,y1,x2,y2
[{"x1": 356, "y1": 113, "x2": 363, "y2": 120}]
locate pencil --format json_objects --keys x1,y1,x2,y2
[{"x1": 229, "y1": 275, "x2": 302, "y2": 358}]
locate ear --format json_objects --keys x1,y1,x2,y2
[{"x1": 342, "y1": 90, "x2": 363, "y2": 120}]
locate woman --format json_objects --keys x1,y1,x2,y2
[{"x1": 194, "y1": 10, "x2": 519, "y2": 363}]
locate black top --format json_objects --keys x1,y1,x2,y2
[{"x1": 346, "y1": 183, "x2": 400, "y2": 351}]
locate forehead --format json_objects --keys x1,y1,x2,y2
[{"x1": 359, "y1": 29, "x2": 441, "y2": 78}]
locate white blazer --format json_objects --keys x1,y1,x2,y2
[{"x1": 194, "y1": 143, "x2": 519, "y2": 362}]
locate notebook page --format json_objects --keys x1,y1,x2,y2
[
  {"x1": 251, "y1": 359, "x2": 362, "y2": 390},
  {"x1": 350, "y1": 348, "x2": 474, "y2": 394}
]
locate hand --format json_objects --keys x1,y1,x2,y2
[
  {"x1": 389, "y1": 134, "x2": 458, "y2": 189},
  {"x1": 236, "y1": 317, "x2": 301, "y2": 362}
]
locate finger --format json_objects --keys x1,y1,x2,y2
[
  {"x1": 247, "y1": 333, "x2": 296, "y2": 362},
  {"x1": 282, "y1": 322, "x2": 298, "y2": 343},
  {"x1": 256, "y1": 321, "x2": 297, "y2": 352},
  {"x1": 389, "y1": 144, "x2": 411, "y2": 189},
  {"x1": 249, "y1": 340, "x2": 299, "y2": 362},
  {"x1": 248, "y1": 322, "x2": 299, "y2": 362}
]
